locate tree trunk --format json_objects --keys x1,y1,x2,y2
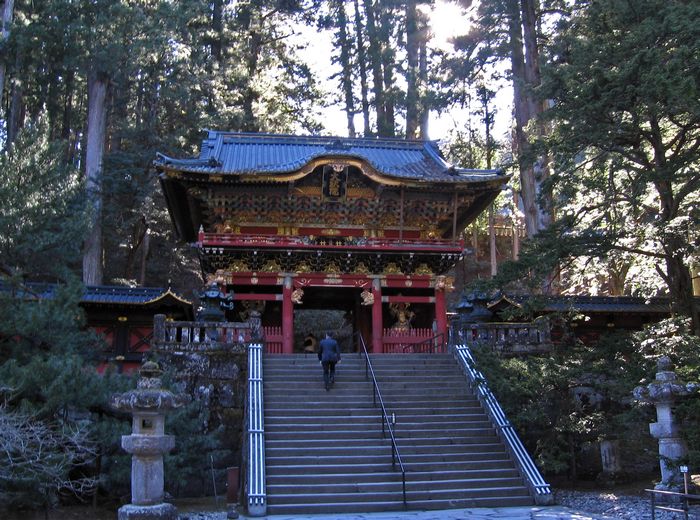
[
  {"x1": 378, "y1": 0, "x2": 395, "y2": 136},
  {"x1": 512, "y1": 190, "x2": 520, "y2": 260},
  {"x1": 139, "y1": 228, "x2": 150, "y2": 286},
  {"x1": 0, "y1": 0, "x2": 14, "y2": 126},
  {"x1": 509, "y1": 0, "x2": 551, "y2": 238},
  {"x1": 7, "y1": 72, "x2": 23, "y2": 145},
  {"x1": 418, "y1": 22, "x2": 429, "y2": 138},
  {"x1": 665, "y1": 247, "x2": 700, "y2": 336},
  {"x1": 521, "y1": 0, "x2": 542, "y2": 125},
  {"x1": 489, "y1": 204, "x2": 497, "y2": 276},
  {"x1": 353, "y1": 0, "x2": 371, "y2": 136},
  {"x1": 211, "y1": 0, "x2": 223, "y2": 63},
  {"x1": 405, "y1": 0, "x2": 419, "y2": 138},
  {"x1": 242, "y1": 29, "x2": 262, "y2": 132},
  {"x1": 334, "y1": 0, "x2": 356, "y2": 137},
  {"x1": 362, "y1": 0, "x2": 387, "y2": 135},
  {"x1": 82, "y1": 72, "x2": 108, "y2": 286}
]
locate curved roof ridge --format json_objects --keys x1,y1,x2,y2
[
  {"x1": 203, "y1": 129, "x2": 437, "y2": 147},
  {"x1": 155, "y1": 130, "x2": 505, "y2": 184}
]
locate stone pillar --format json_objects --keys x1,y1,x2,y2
[
  {"x1": 598, "y1": 439, "x2": 623, "y2": 484},
  {"x1": 633, "y1": 356, "x2": 698, "y2": 491},
  {"x1": 371, "y1": 278, "x2": 383, "y2": 354},
  {"x1": 111, "y1": 361, "x2": 190, "y2": 520},
  {"x1": 282, "y1": 276, "x2": 294, "y2": 354},
  {"x1": 153, "y1": 314, "x2": 166, "y2": 345}
]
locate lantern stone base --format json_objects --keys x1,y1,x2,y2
[{"x1": 117, "y1": 502, "x2": 178, "y2": 520}]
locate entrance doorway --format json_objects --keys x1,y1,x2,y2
[{"x1": 291, "y1": 286, "x2": 370, "y2": 353}]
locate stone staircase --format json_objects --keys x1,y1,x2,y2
[{"x1": 263, "y1": 352, "x2": 533, "y2": 514}]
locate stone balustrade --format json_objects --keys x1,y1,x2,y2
[
  {"x1": 455, "y1": 321, "x2": 551, "y2": 355},
  {"x1": 153, "y1": 315, "x2": 251, "y2": 352}
]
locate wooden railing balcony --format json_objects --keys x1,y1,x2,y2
[
  {"x1": 455, "y1": 321, "x2": 552, "y2": 355},
  {"x1": 199, "y1": 232, "x2": 464, "y2": 253},
  {"x1": 381, "y1": 328, "x2": 447, "y2": 354}
]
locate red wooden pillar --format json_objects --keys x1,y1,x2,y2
[
  {"x1": 435, "y1": 285, "x2": 447, "y2": 340},
  {"x1": 282, "y1": 277, "x2": 294, "y2": 354},
  {"x1": 371, "y1": 278, "x2": 383, "y2": 354}
]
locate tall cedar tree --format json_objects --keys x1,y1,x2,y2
[
  {"x1": 453, "y1": 0, "x2": 556, "y2": 239},
  {"x1": 539, "y1": 0, "x2": 700, "y2": 333}
]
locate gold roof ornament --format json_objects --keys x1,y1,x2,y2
[
  {"x1": 325, "y1": 261, "x2": 342, "y2": 275},
  {"x1": 353, "y1": 262, "x2": 370, "y2": 275},
  {"x1": 261, "y1": 260, "x2": 282, "y2": 273},
  {"x1": 384, "y1": 262, "x2": 402, "y2": 275},
  {"x1": 296, "y1": 261, "x2": 312, "y2": 273},
  {"x1": 228, "y1": 260, "x2": 250, "y2": 272},
  {"x1": 415, "y1": 263, "x2": 433, "y2": 275}
]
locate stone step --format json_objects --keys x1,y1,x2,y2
[
  {"x1": 266, "y1": 495, "x2": 534, "y2": 515},
  {"x1": 265, "y1": 441, "x2": 506, "y2": 457},
  {"x1": 264, "y1": 406, "x2": 483, "y2": 418},
  {"x1": 266, "y1": 485, "x2": 530, "y2": 505},
  {"x1": 265, "y1": 412, "x2": 489, "y2": 425},
  {"x1": 265, "y1": 458, "x2": 516, "y2": 476},
  {"x1": 265, "y1": 451, "x2": 510, "y2": 467},
  {"x1": 264, "y1": 386, "x2": 470, "y2": 397},
  {"x1": 262, "y1": 351, "x2": 535, "y2": 514},
  {"x1": 264, "y1": 424, "x2": 496, "y2": 438},
  {"x1": 263, "y1": 398, "x2": 479, "y2": 409},
  {"x1": 265, "y1": 467, "x2": 523, "y2": 485}
]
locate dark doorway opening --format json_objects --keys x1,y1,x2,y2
[{"x1": 292, "y1": 286, "x2": 370, "y2": 352}]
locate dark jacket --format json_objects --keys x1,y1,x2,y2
[{"x1": 318, "y1": 336, "x2": 341, "y2": 363}]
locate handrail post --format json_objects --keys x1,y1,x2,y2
[{"x1": 246, "y1": 342, "x2": 266, "y2": 516}]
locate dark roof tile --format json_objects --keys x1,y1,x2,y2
[{"x1": 156, "y1": 131, "x2": 504, "y2": 183}]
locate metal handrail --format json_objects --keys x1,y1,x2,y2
[
  {"x1": 246, "y1": 342, "x2": 266, "y2": 516},
  {"x1": 647, "y1": 488, "x2": 700, "y2": 520},
  {"x1": 356, "y1": 333, "x2": 407, "y2": 507},
  {"x1": 401, "y1": 332, "x2": 447, "y2": 354},
  {"x1": 452, "y1": 340, "x2": 553, "y2": 504}
]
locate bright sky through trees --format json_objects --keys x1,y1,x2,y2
[{"x1": 299, "y1": 0, "x2": 513, "y2": 142}]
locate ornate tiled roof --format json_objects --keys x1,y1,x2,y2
[
  {"x1": 487, "y1": 294, "x2": 680, "y2": 314},
  {"x1": 155, "y1": 131, "x2": 504, "y2": 183},
  {"x1": 82, "y1": 286, "x2": 192, "y2": 306},
  {"x1": 1, "y1": 282, "x2": 192, "y2": 307}
]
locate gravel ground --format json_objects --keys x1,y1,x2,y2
[
  {"x1": 556, "y1": 489, "x2": 700, "y2": 520},
  {"x1": 176, "y1": 489, "x2": 700, "y2": 520}
]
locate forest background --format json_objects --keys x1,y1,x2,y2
[{"x1": 0, "y1": 0, "x2": 699, "y2": 512}]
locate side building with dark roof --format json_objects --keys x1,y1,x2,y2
[
  {"x1": 81, "y1": 286, "x2": 193, "y2": 372},
  {"x1": 1, "y1": 282, "x2": 193, "y2": 372}
]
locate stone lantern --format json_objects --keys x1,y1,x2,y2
[
  {"x1": 455, "y1": 293, "x2": 474, "y2": 326},
  {"x1": 633, "y1": 356, "x2": 698, "y2": 491},
  {"x1": 111, "y1": 361, "x2": 190, "y2": 519},
  {"x1": 462, "y1": 291, "x2": 493, "y2": 323}
]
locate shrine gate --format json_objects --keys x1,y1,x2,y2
[{"x1": 155, "y1": 132, "x2": 506, "y2": 354}]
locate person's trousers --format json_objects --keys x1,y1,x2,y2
[{"x1": 322, "y1": 360, "x2": 337, "y2": 387}]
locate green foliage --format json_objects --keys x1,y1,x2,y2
[
  {"x1": 533, "y1": 0, "x2": 699, "y2": 315},
  {"x1": 0, "y1": 123, "x2": 87, "y2": 280},
  {"x1": 0, "y1": 280, "x2": 137, "y2": 508},
  {"x1": 0, "y1": 122, "x2": 136, "y2": 508},
  {"x1": 164, "y1": 399, "x2": 227, "y2": 497},
  {"x1": 630, "y1": 318, "x2": 700, "y2": 469},
  {"x1": 470, "y1": 328, "x2": 656, "y2": 476},
  {"x1": 470, "y1": 315, "x2": 700, "y2": 479}
]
